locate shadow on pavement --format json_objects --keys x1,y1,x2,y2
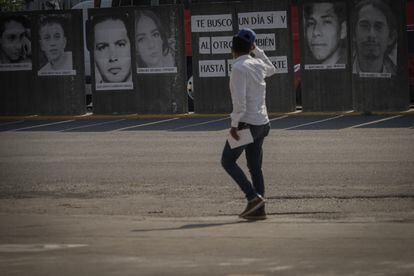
[
  {"x1": 131, "y1": 211, "x2": 341, "y2": 233},
  {"x1": 131, "y1": 220, "x2": 253, "y2": 233}
]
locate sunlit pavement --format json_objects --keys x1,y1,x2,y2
[{"x1": 0, "y1": 115, "x2": 413, "y2": 275}]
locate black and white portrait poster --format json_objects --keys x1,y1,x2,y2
[
  {"x1": 92, "y1": 13, "x2": 133, "y2": 91},
  {"x1": 302, "y1": 1, "x2": 348, "y2": 70},
  {"x1": 135, "y1": 9, "x2": 178, "y2": 74},
  {"x1": 37, "y1": 14, "x2": 76, "y2": 76},
  {"x1": 0, "y1": 14, "x2": 32, "y2": 71},
  {"x1": 351, "y1": 0, "x2": 398, "y2": 78}
]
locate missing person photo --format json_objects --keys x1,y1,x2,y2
[
  {"x1": 352, "y1": 0, "x2": 398, "y2": 77},
  {"x1": 93, "y1": 13, "x2": 133, "y2": 91},
  {"x1": 38, "y1": 14, "x2": 75, "y2": 76},
  {"x1": 135, "y1": 9, "x2": 177, "y2": 74},
  {"x1": 303, "y1": 1, "x2": 348, "y2": 70},
  {"x1": 0, "y1": 15, "x2": 32, "y2": 71}
]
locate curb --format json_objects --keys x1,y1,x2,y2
[{"x1": 0, "y1": 109, "x2": 413, "y2": 121}]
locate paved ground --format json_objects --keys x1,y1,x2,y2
[{"x1": 0, "y1": 115, "x2": 413, "y2": 275}]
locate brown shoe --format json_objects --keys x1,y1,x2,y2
[
  {"x1": 242, "y1": 205, "x2": 267, "y2": 220},
  {"x1": 239, "y1": 195, "x2": 265, "y2": 218}
]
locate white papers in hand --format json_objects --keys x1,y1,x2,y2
[{"x1": 227, "y1": 128, "x2": 254, "y2": 149}]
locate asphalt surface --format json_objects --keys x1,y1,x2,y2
[{"x1": 0, "y1": 115, "x2": 413, "y2": 275}]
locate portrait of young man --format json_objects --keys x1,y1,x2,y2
[
  {"x1": 38, "y1": 15, "x2": 74, "y2": 76},
  {"x1": 92, "y1": 14, "x2": 133, "y2": 90},
  {"x1": 352, "y1": 0, "x2": 398, "y2": 76},
  {"x1": 303, "y1": 1, "x2": 348, "y2": 69},
  {"x1": 0, "y1": 15, "x2": 32, "y2": 71}
]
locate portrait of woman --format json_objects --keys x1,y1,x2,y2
[
  {"x1": 93, "y1": 14, "x2": 133, "y2": 89},
  {"x1": 135, "y1": 10, "x2": 176, "y2": 73},
  {"x1": 38, "y1": 15, "x2": 73, "y2": 74}
]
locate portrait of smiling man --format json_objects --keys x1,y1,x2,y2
[{"x1": 303, "y1": 1, "x2": 347, "y2": 66}]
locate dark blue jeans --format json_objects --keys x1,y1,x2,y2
[{"x1": 221, "y1": 122, "x2": 270, "y2": 201}]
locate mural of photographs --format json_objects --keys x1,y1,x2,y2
[
  {"x1": 351, "y1": 0, "x2": 398, "y2": 78},
  {"x1": 37, "y1": 14, "x2": 76, "y2": 76},
  {"x1": 92, "y1": 13, "x2": 134, "y2": 91},
  {"x1": 302, "y1": 1, "x2": 348, "y2": 70},
  {"x1": 0, "y1": 14, "x2": 32, "y2": 71},
  {"x1": 135, "y1": 9, "x2": 177, "y2": 74}
]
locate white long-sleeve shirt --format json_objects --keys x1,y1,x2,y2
[{"x1": 229, "y1": 47, "x2": 276, "y2": 128}]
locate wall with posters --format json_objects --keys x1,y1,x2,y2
[
  {"x1": 0, "y1": 10, "x2": 85, "y2": 115},
  {"x1": 191, "y1": 3, "x2": 234, "y2": 113},
  {"x1": 135, "y1": 6, "x2": 187, "y2": 114},
  {"x1": 0, "y1": 12, "x2": 35, "y2": 115},
  {"x1": 351, "y1": 0, "x2": 409, "y2": 111},
  {"x1": 88, "y1": 5, "x2": 186, "y2": 115},
  {"x1": 34, "y1": 10, "x2": 85, "y2": 115},
  {"x1": 0, "y1": 2, "x2": 410, "y2": 116},
  {"x1": 298, "y1": 0, "x2": 353, "y2": 112},
  {"x1": 298, "y1": 0, "x2": 409, "y2": 112},
  {"x1": 88, "y1": 8, "x2": 137, "y2": 114},
  {"x1": 191, "y1": 0, "x2": 295, "y2": 114}
]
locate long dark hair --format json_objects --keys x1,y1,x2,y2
[
  {"x1": 352, "y1": 0, "x2": 397, "y2": 54},
  {"x1": 135, "y1": 9, "x2": 172, "y2": 67}
]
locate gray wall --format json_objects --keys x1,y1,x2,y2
[
  {"x1": 88, "y1": 8, "x2": 138, "y2": 115},
  {"x1": 298, "y1": 0, "x2": 353, "y2": 112},
  {"x1": 1, "y1": 2, "x2": 410, "y2": 115},
  {"x1": 135, "y1": 5, "x2": 188, "y2": 114},
  {"x1": 88, "y1": 5, "x2": 187, "y2": 115},
  {"x1": 0, "y1": 10, "x2": 85, "y2": 115},
  {"x1": 351, "y1": 0, "x2": 409, "y2": 112},
  {"x1": 298, "y1": 0, "x2": 409, "y2": 112},
  {"x1": 191, "y1": 0, "x2": 295, "y2": 114},
  {"x1": 34, "y1": 10, "x2": 86, "y2": 115},
  {"x1": 191, "y1": 2, "x2": 234, "y2": 113},
  {"x1": 0, "y1": 13, "x2": 35, "y2": 115}
]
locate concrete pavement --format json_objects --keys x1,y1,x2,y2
[
  {"x1": 0, "y1": 115, "x2": 413, "y2": 275},
  {"x1": 0, "y1": 214, "x2": 413, "y2": 276}
]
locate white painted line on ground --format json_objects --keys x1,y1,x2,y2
[
  {"x1": 8, "y1": 120, "x2": 75, "y2": 132},
  {"x1": 270, "y1": 115, "x2": 288, "y2": 122},
  {"x1": 0, "y1": 120, "x2": 24, "y2": 127},
  {"x1": 0, "y1": 244, "x2": 88, "y2": 253},
  {"x1": 346, "y1": 115, "x2": 402, "y2": 129},
  {"x1": 113, "y1": 117, "x2": 180, "y2": 132},
  {"x1": 76, "y1": 112, "x2": 93, "y2": 117},
  {"x1": 62, "y1": 119, "x2": 126, "y2": 132},
  {"x1": 216, "y1": 116, "x2": 287, "y2": 133},
  {"x1": 170, "y1": 117, "x2": 230, "y2": 131},
  {"x1": 284, "y1": 115, "x2": 344, "y2": 130}
]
